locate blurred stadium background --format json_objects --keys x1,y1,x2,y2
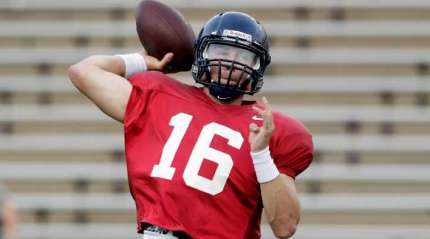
[{"x1": 1, "y1": 0, "x2": 430, "y2": 238}]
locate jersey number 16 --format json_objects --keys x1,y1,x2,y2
[{"x1": 150, "y1": 113, "x2": 244, "y2": 195}]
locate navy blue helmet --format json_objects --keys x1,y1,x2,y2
[{"x1": 192, "y1": 12, "x2": 271, "y2": 102}]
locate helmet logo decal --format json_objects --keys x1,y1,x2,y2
[{"x1": 222, "y1": 29, "x2": 252, "y2": 42}]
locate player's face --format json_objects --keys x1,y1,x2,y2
[{"x1": 204, "y1": 44, "x2": 259, "y2": 88}]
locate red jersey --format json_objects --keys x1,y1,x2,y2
[{"x1": 124, "y1": 71, "x2": 313, "y2": 239}]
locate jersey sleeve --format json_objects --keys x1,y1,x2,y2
[
  {"x1": 124, "y1": 71, "x2": 169, "y2": 129},
  {"x1": 270, "y1": 113, "x2": 314, "y2": 179}
]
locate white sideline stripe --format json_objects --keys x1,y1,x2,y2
[
  {"x1": 294, "y1": 224, "x2": 430, "y2": 239},
  {"x1": 1, "y1": 105, "x2": 430, "y2": 123},
  {"x1": 273, "y1": 48, "x2": 430, "y2": 64},
  {"x1": 0, "y1": 77, "x2": 77, "y2": 92},
  {"x1": 2, "y1": 0, "x2": 430, "y2": 9},
  {"x1": 13, "y1": 193, "x2": 133, "y2": 210},
  {"x1": 3, "y1": 47, "x2": 430, "y2": 64},
  {"x1": 316, "y1": 134, "x2": 430, "y2": 152},
  {"x1": 1, "y1": 163, "x2": 430, "y2": 182},
  {"x1": 302, "y1": 164, "x2": 430, "y2": 182},
  {"x1": 264, "y1": 21, "x2": 430, "y2": 37},
  {"x1": 261, "y1": 76, "x2": 430, "y2": 93},
  {"x1": 276, "y1": 105, "x2": 430, "y2": 123},
  {"x1": 2, "y1": 76, "x2": 430, "y2": 93},
  {"x1": 16, "y1": 223, "x2": 430, "y2": 239},
  {"x1": 1, "y1": 21, "x2": 430, "y2": 37},
  {"x1": 0, "y1": 163, "x2": 127, "y2": 180},
  {"x1": 19, "y1": 223, "x2": 136, "y2": 239},
  {"x1": 0, "y1": 134, "x2": 430, "y2": 151},
  {"x1": 0, "y1": 105, "x2": 113, "y2": 122},
  {"x1": 0, "y1": 134, "x2": 124, "y2": 151},
  {"x1": 10, "y1": 192, "x2": 430, "y2": 211}
]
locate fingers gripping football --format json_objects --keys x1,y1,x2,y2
[
  {"x1": 249, "y1": 97, "x2": 275, "y2": 153},
  {"x1": 141, "y1": 51, "x2": 174, "y2": 72}
]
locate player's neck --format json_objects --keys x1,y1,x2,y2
[{"x1": 203, "y1": 87, "x2": 243, "y2": 105}]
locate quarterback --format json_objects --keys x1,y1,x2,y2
[{"x1": 68, "y1": 12, "x2": 313, "y2": 239}]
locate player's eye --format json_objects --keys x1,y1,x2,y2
[
  {"x1": 206, "y1": 44, "x2": 230, "y2": 58},
  {"x1": 217, "y1": 49, "x2": 230, "y2": 57},
  {"x1": 235, "y1": 50, "x2": 259, "y2": 69},
  {"x1": 238, "y1": 53, "x2": 252, "y2": 62},
  {"x1": 204, "y1": 43, "x2": 260, "y2": 69}
]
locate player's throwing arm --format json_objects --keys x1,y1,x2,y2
[{"x1": 67, "y1": 52, "x2": 173, "y2": 122}]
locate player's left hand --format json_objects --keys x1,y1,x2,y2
[{"x1": 249, "y1": 97, "x2": 275, "y2": 153}]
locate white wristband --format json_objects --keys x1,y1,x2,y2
[
  {"x1": 116, "y1": 53, "x2": 147, "y2": 78},
  {"x1": 251, "y1": 147, "x2": 280, "y2": 183}
]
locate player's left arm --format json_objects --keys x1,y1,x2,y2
[
  {"x1": 260, "y1": 174, "x2": 300, "y2": 239},
  {"x1": 249, "y1": 97, "x2": 301, "y2": 239},
  {"x1": 2, "y1": 197, "x2": 18, "y2": 239}
]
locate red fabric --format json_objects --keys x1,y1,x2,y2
[{"x1": 124, "y1": 71, "x2": 313, "y2": 239}]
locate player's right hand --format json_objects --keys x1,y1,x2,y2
[{"x1": 140, "y1": 51, "x2": 174, "y2": 72}]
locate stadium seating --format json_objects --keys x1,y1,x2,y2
[{"x1": 0, "y1": 0, "x2": 429, "y2": 238}]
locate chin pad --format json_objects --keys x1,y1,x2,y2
[{"x1": 208, "y1": 83, "x2": 242, "y2": 102}]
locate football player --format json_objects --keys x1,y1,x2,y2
[{"x1": 68, "y1": 12, "x2": 313, "y2": 239}]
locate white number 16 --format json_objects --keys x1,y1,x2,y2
[{"x1": 151, "y1": 113, "x2": 244, "y2": 195}]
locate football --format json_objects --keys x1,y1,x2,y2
[{"x1": 136, "y1": 0, "x2": 196, "y2": 73}]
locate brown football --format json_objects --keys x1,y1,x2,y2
[{"x1": 136, "y1": 0, "x2": 195, "y2": 73}]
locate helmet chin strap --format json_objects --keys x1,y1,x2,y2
[{"x1": 208, "y1": 83, "x2": 242, "y2": 103}]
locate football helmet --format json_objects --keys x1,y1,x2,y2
[{"x1": 192, "y1": 12, "x2": 271, "y2": 102}]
